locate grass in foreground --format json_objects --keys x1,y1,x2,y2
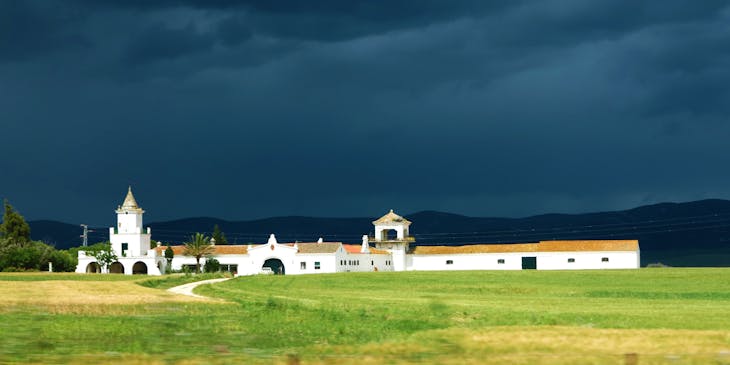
[
  {"x1": 0, "y1": 269, "x2": 729, "y2": 364},
  {"x1": 137, "y1": 272, "x2": 231, "y2": 289}
]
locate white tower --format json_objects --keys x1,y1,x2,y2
[
  {"x1": 372, "y1": 210, "x2": 414, "y2": 271},
  {"x1": 109, "y1": 186, "x2": 151, "y2": 257}
]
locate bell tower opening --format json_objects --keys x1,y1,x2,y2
[{"x1": 371, "y1": 209, "x2": 414, "y2": 272}]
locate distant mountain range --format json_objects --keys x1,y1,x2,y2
[{"x1": 29, "y1": 199, "x2": 730, "y2": 267}]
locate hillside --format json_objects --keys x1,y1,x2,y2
[{"x1": 28, "y1": 199, "x2": 730, "y2": 267}]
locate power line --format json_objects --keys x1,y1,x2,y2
[
  {"x1": 80, "y1": 210, "x2": 730, "y2": 245},
  {"x1": 144, "y1": 212, "x2": 730, "y2": 241}
]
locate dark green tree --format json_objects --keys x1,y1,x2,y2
[
  {"x1": 49, "y1": 250, "x2": 77, "y2": 272},
  {"x1": 0, "y1": 241, "x2": 53, "y2": 272},
  {"x1": 164, "y1": 245, "x2": 174, "y2": 273},
  {"x1": 183, "y1": 233, "x2": 214, "y2": 274},
  {"x1": 0, "y1": 200, "x2": 31, "y2": 246},
  {"x1": 212, "y1": 224, "x2": 228, "y2": 245},
  {"x1": 204, "y1": 257, "x2": 221, "y2": 273}
]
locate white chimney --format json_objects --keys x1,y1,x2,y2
[{"x1": 361, "y1": 235, "x2": 370, "y2": 253}]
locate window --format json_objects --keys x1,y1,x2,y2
[
  {"x1": 371, "y1": 260, "x2": 374, "y2": 266},
  {"x1": 300, "y1": 262, "x2": 306, "y2": 270},
  {"x1": 121, "y1": 243, "x2": 128, "y2": 257},
  {"x1": 446, "y1": 260, "x2": 453, "y2": 265},
  {"x1": 314, "y1": 261, "x2": 321, "y2": 270},
  {"x1": 602, "y1": 257, "x2": 609, "y2": 262},
  {"x1": 568, "y1": 258, "x2": 575, "y2": 263},
  {"x1": 497, "y1": 259, "x2": 505, "y2": 264}
]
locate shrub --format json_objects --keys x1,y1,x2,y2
[
  {"x1": 50, "y1": 250, "x2": 77, "y2": 272},
  {"x1": 204, "y1": 258, "x2": 221, "y2": 273},
  {"x1": 0, "y1": 241, "x2": 54, "y2": 271}
]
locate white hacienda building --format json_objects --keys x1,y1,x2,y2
[
  {"x1": 76, "y1": 187, "x2": 166, "y2": 275},
  {"x1": 76, "y1": 189, "x2": 640, "y2": 275}
]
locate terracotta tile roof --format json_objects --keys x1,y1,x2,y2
[
  {"x1": 342, "y1": 244, "x2": 363, "y2": 253},
  {"x1": 342, "y1": 244, "x2": 390, "y2": 255},
  {"x1": 295, "y1": 242, "x2": 342, "y2": 254},
  {"x1": 155, "y1": 245, "x2": 249, "y2": 256},
  {"x1": 412, "y1": 243, "x2": 539, "y2": 254},
  {"x1": 411, "y1": 240, "x2": 639, "y2": 255},
  {"x1": 157, "y1": 240, "x2": 638, "y2": 257},
  {"x1": 537, "y1": 240, "x2": 639, "y2": 252}
]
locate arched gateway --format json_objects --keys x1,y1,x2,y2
[
  {"x1": 86, "y1": 262, "x2": 100, "y2": 273},
  {"x1": 109, "y1": 262, "x2": 124, "y2": 274},
  {"x1": 132, "y1": 261, "x2": 148, "y2": 275},
  {"x1": 263, "y1": 258, "x2": 285, "y2": 275}
]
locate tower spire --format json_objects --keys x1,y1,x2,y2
[
  {"x1": 122, "y1": 186, "x2": 139, "y2": 209},
  {"x1": 116, "y1": 186, "x2": 144, "y2": 213}
]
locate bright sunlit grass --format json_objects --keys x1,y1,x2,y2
[{"x1": 1, "y1": 269, "x2": 729, "y2": 364}]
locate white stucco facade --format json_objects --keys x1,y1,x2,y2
[
  {"x1": 535, "y1": 250, "x2": 640, "y2": 270},
  {"x1": 76, "y1": 193, "x2": 640, "y2": 275},
  {"x1": 160, "y1": 234, "x2": 396, "y2": 276},
  {"x1": 75, "y1": 187, "x2": 165, "y2": 275},
  {"x1": 150, "y1": 208, "x2": 643, "y2": 275},
  {"x1": 410, "y1": 252, "x2": 526, "y2": 271}
]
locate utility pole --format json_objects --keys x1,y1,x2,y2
[{"x1": 80, "y1": 224, "x2": 94, "y2": 247}]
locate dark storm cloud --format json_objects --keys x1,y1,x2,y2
[
  {"x1": 0, "y1": 1, "x2": 91, "y2": 62},
  {"x1": 124, "y1": 23, "x2": 216, "y2": 65},
  {"x1": 3, "y1": 0, "x2": 730, "y2": 225},
  {"x1": 216, "y1": 16, "x2": 253, "y2": 46},
  {"x1": 77, "y1": 0, "x2": 511, "y2": 41}
]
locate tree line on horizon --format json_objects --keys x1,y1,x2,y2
[
  {"x1": 0, "y1": 199, "x2": 229, "y2": 274},
  {"x1": 0, "y1": 200, "x2": 77, "y2": 272}
]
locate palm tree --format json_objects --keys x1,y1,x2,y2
[{"x1": 183, "y1": 232, "x2": 215, "y2": 274}]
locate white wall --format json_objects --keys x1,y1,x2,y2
[
  {"x1": 537, "y1": 251, "x2": 640, "y2": 270},
  {"x1": 289, "y1": 254, "x2": 338, "y2": 275},
  {"x1": 409, "y1": 251, "x2": 639, "y2": 271},
  {"x1": 116, "y1": 211, "x2": 142, "y2": 234},
  {"x1": 410, "y1": 253, "x2": 525, "y2": 271},
  {"x1": 75, "y1": 251, "x2": 164, "y2": 275},
  {"x1": 110, "y1": 227, "x2": 151, "y2": 257},
  {"x1": 338, "y1": 253, "x2": 393, "y2": 272}
]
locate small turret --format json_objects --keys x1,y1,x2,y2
[
  {"x1": 110, "y1": 186, "x2": 150, "y2": 257},
  {"x1": 371, "y1": 209, "x2": 414, "y2": 272}
]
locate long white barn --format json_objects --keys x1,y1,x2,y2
[{"x1": 76, "y1": 189, "x2": 640, "y2": 275}]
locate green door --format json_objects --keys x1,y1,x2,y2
[{"x1": 521, "y1": 257, "x2": 537, "y2": 270}]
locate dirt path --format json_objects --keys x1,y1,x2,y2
[{"x1": 167, "y1": 278, "x2": 231, "y2": 299}]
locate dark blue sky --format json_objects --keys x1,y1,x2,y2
[{"x1": 2, "y1": 1, "x2": 730, "y2": 225}]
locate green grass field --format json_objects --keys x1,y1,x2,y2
[{"x1": 1, "y1": 269, "x2": 729, "y2": 364}]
